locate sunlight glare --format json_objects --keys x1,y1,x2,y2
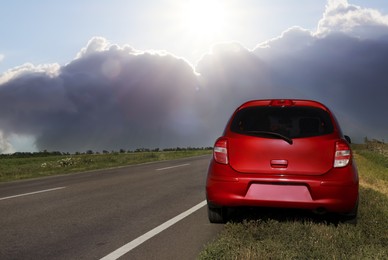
[{"x1": 184, "y1": 0, "x2": 227, "y2": 38}]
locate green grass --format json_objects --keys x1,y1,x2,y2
[
  {"x1": 0, "y1": 150, "x2": 211, "y2": 183},
  {"x1": 199, "y1": 145, "x2": 388, "y2": 259}
]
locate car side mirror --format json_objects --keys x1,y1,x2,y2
[{"x1": 344, "y1": 135, "x2": 351, "y2": 144}]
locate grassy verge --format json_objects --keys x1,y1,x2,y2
[
  {"x1": 199, "y1": 145, "x2": 388, "y2": 259},
  {"x1": 0, "y1": 150, "x2": 211, "y2": 183}
]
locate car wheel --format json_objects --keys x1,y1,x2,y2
[{"x1": 207, "y1": 203, "x2": 227, "y2": 223}]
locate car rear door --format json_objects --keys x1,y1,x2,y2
[{"x1": 227, "y1": 104, "x2": 337, "y2": 176}]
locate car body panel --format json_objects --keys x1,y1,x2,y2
[
  {"x1": 228, "y1": 134, "x2": 336, "y2": 176},
  {"x1": 207, "y1": 159, "x2": 358, "y2": 213}
]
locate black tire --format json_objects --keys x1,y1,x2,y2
[
  {"x1": 207, "y1": 203, "x2": 227, "y2": 223},
  {"x1": 340, "y1": 198, "x2": 359, "y2": 225}
]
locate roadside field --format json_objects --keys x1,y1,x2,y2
[
  {"x1": 200, "y1": 144, "x2": 388, "y2": 259},
  {"x1": 0, "y1": 149, "x2": 211, "y2": 182}
]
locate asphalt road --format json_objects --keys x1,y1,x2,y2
[{"x1": 0, "y1": 155, "x2": 223, "y2": 260}]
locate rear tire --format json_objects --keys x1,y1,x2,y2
[
  {"x1": 207, "y1": 203, "x2": 227, "y2": 223},
  {"x1": 340, "y1": 198, "x2": 359, "y2": 225}
]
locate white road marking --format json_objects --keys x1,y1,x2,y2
[
  {"x1": 0, "y1": 187, "x2": 66, "y2": 201},
  {"x1": 100, "y1": 200, "x2": 207, "y2": 260},
  {"x1": 155, "y1": 163, "x2": 190, "y2": 171}
]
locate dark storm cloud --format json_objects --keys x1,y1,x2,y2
[
  {"x1": 195, "y1": 42, "x2": 273, "y2": 136},
  {"x1": 0, "y1": 38, "x2": 207, "y2": 152},
  {"x1": 1, "y1": 1, "x2": 388, "y2": 153},
  {"x1": 254, "y1": 29, "x2": 388, "y2": 141}
]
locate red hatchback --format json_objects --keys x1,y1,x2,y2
[{"x1": 206, "y1": 99, "x2": 359, "y2": 223}]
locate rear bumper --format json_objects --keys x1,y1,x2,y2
[{"x1": 206, "y1": 161, "x2": 359, "y2": 213}]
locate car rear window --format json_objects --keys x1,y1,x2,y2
[{"x1": 230, "y1": 106, "x2": 334, "y2": 138}]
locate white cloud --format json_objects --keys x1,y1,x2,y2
[
  {"x1": 326, "y1": 0, "x2": 350, "y2": 11},
  {"x1": 0, "y1": 63, "x2": 60, "y2": 85},
  {"x1": 75, "y1": 37, "x2": 111, "y2": 59},
  {"x1": 317, "y1": 0, "x2": 388, "y2": 38},
  {"x1": 75, "y1": 37, "x2": 139, "y2": 60},
  {"x1": 255, "y1": 27, "x2": 314, "y2": 54},
  {"x1": 0, "y1": 131, "x2": 15, "y2": 154}
]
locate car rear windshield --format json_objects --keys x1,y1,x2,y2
[{"x1": 230, "y1": 106, "x2": 334, "y2": 138}]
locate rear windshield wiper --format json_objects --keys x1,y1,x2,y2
[{"x1": 242, "y1": 131, "x2": 293, "y2": 145}]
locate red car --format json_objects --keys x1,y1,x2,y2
[{"x1": 206, "y1": 99, "x2": 359, "y2": 223}]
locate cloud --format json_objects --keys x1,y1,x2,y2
[
  {"x1": 1, "y1": 1, "x2": 388, "y2": 153},
  {"x1": 0, "y1": 63, "x2": 60, "y2": 85},
  {"x1": 255, "y1": 27, "x2": 315, "y2": 55},
  {"x1": 317, "y1": 0, "x2": 388, "y2": 39},
  {"x1": 253, "y1": 30, "x2": 388, "y2": 142},
  {"x1": 0, "y1": 38, "x2": 207, "y2": 152},
  {"x1": 0, "y1": 131, "x2": 15, "y2": 154},
  {"x1": 198, "y1": 1, "x2": 388, "y2": 143}
]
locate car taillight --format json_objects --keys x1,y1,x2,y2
[
  {"x1": 269, "y1": 99, "x2": 295, "y2": 107},
  {"x1": 334, "y1": 140, "x2": 351, "y2": 168},
  {"x1": 213, "y1": 138, "x2": 228, "y2": 164}
]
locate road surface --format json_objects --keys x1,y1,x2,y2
[{"x1": 0, "y1": 155, "x2": 223, "y2": 259}]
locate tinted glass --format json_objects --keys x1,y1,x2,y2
[{"x1": 230, "y1": 106, "x2": 334, "y2": 138}]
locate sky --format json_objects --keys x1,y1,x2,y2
[
  {"x1": 0, "y1": 0, "x2": 325, "y2": 71},
  {"x1": 0, "y1": 0, "x2": 388, "y2": 153}
]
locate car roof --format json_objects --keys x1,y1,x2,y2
[{"x1": 236, "y1": 99, "x2": 330, "y2": 112}]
